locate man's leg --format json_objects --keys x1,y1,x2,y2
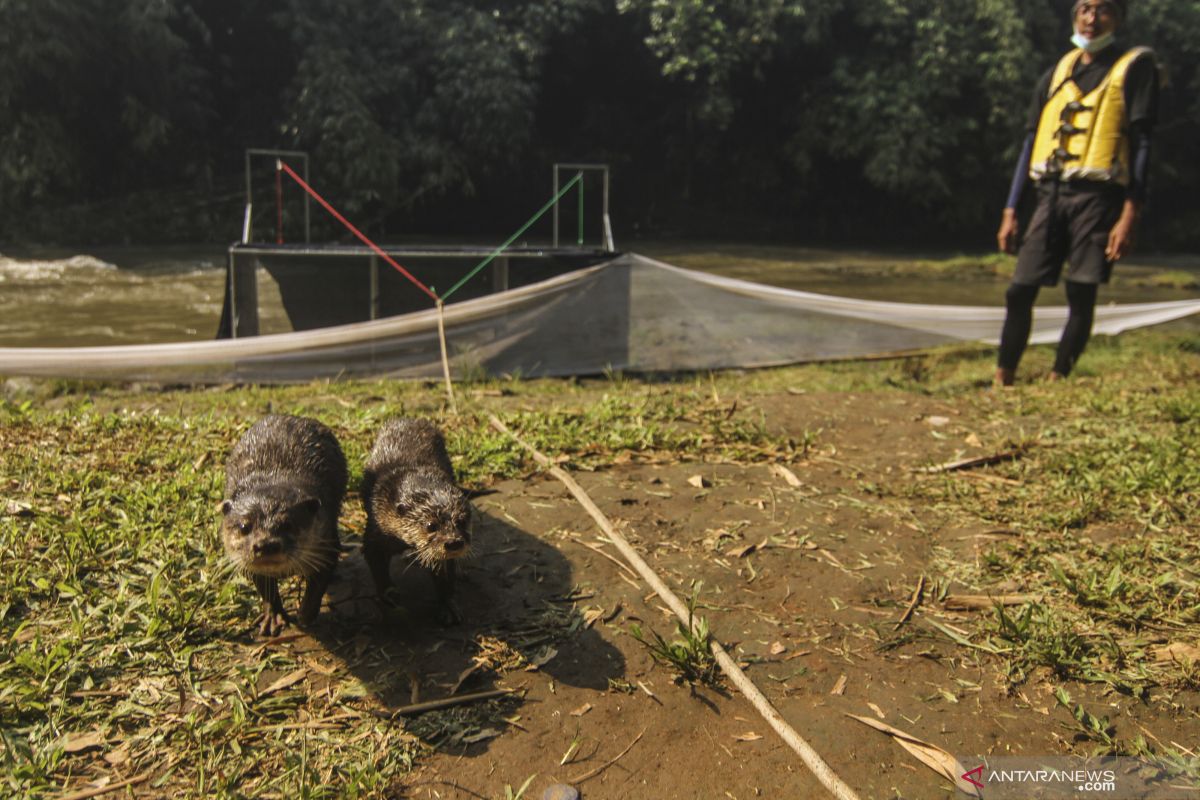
[
  {"x1": 997, "y1": 283, "x2": 1041, "y2": 385},
  {"x1": 1052, "y1": 280, "x2": 1098, "y2": 377},
  {"x1": 1000, "y1": 185, "x2": 1064, "y2": 386}
]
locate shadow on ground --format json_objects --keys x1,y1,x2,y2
[{"x1": 287, "y1": 507, "x2": 624, "y2": 756}]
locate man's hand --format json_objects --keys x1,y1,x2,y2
[
  {"x1": 1106, "y1": 200, "x2": 1140, "y2": 261},
  {"x1": 997, "y1": 208, "x2": 1019, "y2": 255}
]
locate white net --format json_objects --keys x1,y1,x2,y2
[{"x1": 0, "y1": 253, "x2": 1196, "y2": 383}]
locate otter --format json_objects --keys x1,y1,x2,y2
[
  {"x1": 221, "y1": 414, "x2": 347, "y2": 636},
  {"x1": 361, "y1": 418, "x2": 472, "y2": 624}
]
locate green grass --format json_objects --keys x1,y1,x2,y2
[
  {"x1": 3, "y1": 326, "x2": 1199, "y2": 794},
  {"x1": 886, "y1": 329, "x2": 1200, "y2": 779},
  {"x1": 0, "y1": 377, "x2": 795, "y2": 797},
  {"x1": 627, "y1": 586, "x2": 719, "y2": 688}
]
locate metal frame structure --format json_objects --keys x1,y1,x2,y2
[
  {"x1": 224, "y1": 242, "x2": 613, "y2": 339},
  {"x1": 244, "y1": 148, "x2": 311, "y2": 244},
  {"x1": 552, "y1": 163, "x2": 613, "y2": 251},
  {"x1": 224, "y1": 158, "x2": 615, "y2": 339}
]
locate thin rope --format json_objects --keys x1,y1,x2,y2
[
  {"x1": 488, "y1": 415, "x2": 864, "y2": 800},
  {"x1": 440, "y1": 172, "x2": 583, "y2": 301},
  {"x1": 277, "y1": 160, "x2": 438, "y2": 302}
]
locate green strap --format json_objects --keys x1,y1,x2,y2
[{"x1": 441, "y1": 172, "x2": 583, "y2": 301}]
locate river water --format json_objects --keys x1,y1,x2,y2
[
  {"x1": 0, "y1": 244, "x2": 1196, "y2": 347},
  {"x1": 0, "y1": 247, "x2": 226, "y2": 347}
]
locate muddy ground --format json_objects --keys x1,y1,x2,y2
[{"x1": 238, "y1": 388, "x2": 1198, "y2": 800}]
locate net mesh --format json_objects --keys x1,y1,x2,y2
[{"x1": 1, "y1": 253, "x2": 1196, "y2": 383}]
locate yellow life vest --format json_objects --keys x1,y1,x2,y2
[{"x1": 1029, "y1": 46, "x2": 1152, "y2": 184}]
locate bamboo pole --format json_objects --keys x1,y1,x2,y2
[
  {"x1": 488, "y1": 415, "x2": 863, "y2": 800},
  {"x1": 436, "y1": 300, "x2": 458, "y2": 414}
]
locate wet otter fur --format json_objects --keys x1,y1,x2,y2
[
  {"x1": 221, "y1": 415, "x2": 347, "y2": 636},
  {"x1": 361, "y1": 418, "x2": 472, "y2": 624}
]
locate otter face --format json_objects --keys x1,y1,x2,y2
[
  {"x1": 373, "y1": 474, "x2": 472, "y2": 567},
  {"x1": 221, "y1": 487, "x2": 330, "y2": 577}
]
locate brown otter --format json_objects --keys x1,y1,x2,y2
[
  {"x1": 221, "y1": 414, "x2": 347, "y2": 636},
  {"x1": 361, "y1": 418, "x2": 472, "y2": 624}
]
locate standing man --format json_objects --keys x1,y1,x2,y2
[{"x1": 994, "y1": 0, "x2": 1157, "y2": 386}]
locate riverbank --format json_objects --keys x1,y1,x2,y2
[{"x1": 2, "y1": 328, "x2": 1197, "y2": 798}]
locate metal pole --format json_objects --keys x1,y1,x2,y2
[
  {"x1": 552, "y1": 164, "x2": 560, "y2": 248},
  {"x1": 244, "y1": 151, "x2": 252, "y2": 208},
  {"x1": 302, "y1": 154, "x2": 311, "y2": 243},
  {"x1": 369, "y1": 255, "x2": 380, "y2": 320},
  {"x1": 243, "y1": 151, "x2": 253, "y2": 244},
  {"x1": 275, "y1": 161, "x2": 284, "y2": 244},
  {"x1": 602, "y1": 167, "x2": 612, "y2": 250},
  {"x1": 228, "y1": 249, "x2": 238, "y2": 340},
  {"x1": 241, "y1": 203, "x2": 253, "y2": 245},
  {"x1": 577, "y1": 171, "x2": 584, "y2": 246},
  {"x1": 492, "y1": 256, "x2": 509, "y2": 293}
]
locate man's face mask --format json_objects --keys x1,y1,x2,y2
[{"x1": 1071, "y1": 30, "x2": 1116, "y2": 53}]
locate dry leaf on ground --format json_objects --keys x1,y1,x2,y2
[
  {"x1": 771, "y1": 464, "x2": 802, "y2": 487},
  {"x1": 259, "y1": 668, "x2": 307, "y2": 697},
  {"x1": 726, "y1": 542, "x2": 758, "y2": 558},
  {"x1": 62, "y1": 731, "x2": 106, "y2": 754},
  {"x1": 846, "y1": 714, "x2": 981, "y2": 797},
  {"x1": 1153, "y1": 642, "x2": 1200, "y2": 663}
]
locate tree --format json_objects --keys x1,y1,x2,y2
[
  {"x1": 281, "y1": 0, "x2": 593, "y2": 225},
  {"x1": 0, "y1": 0, "x2": 211, "y2": 220}
]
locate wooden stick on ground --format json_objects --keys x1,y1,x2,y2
[
  {"x1": 915, "y1": 448, "x2": 1025, "y2": 474},
  {"x1": 894, "y1": 574, "x2": 926, "y2": 630},
  {"x1": 567, "y1": 727, "x2": 646, "y2": 784},
  {"x1": 436, "y1": 300, "x2": 458, "y2": 415},
  {"x1": 942, "y1": 594, "x2": 1038, "y2": 611},
  {"x1": 60, "y1": 772, "x2": 152, "y2": 800},
  {"x1": 385, "y1": 687, "x2": 513, "y2": 718},
  {"x1": 488, "y1": 415, "x2": 863, "y2": 800}
]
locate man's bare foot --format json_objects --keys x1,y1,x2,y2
[{"x1": 994, "y1": 367, "x2": 1015, "y2": 388}]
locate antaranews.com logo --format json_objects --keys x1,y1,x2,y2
[{"x1": 955, "y1": 757, "x2": 1197, "y2": 798}]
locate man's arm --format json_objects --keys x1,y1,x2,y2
[
  {"x1": 1106, "y1": 126, "x2": 1151, "y2": 260},
  {"x1": 1108, "y1": 51, "x2": 1158, "y2": 261},
  {"x1": 997, "y1": 132, "x2": 1034, "y2": 254}
]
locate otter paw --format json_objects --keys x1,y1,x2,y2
[{"x1": 255, "y1": 611, "x2": 290, "y2": 638}]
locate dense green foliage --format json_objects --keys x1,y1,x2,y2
[{"x1": 1, "y1": 0, "x2": 1197, "y2": 246}]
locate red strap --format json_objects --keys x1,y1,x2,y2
[{"x1": 277, "y1": 160, "x2": 438, "y2": 302}]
